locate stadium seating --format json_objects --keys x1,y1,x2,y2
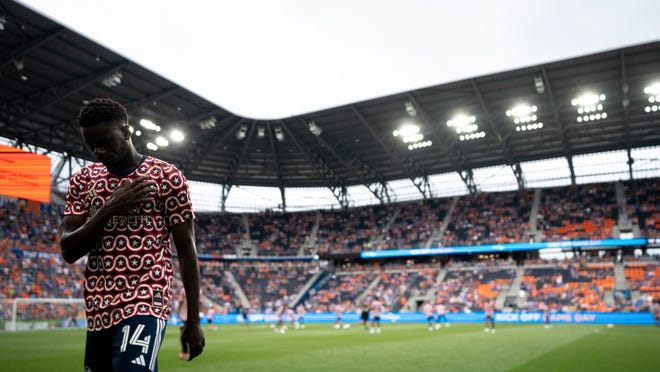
[
  {"x1": 520, "y1": 262, "x2": 615, "y2": 312},
  {"x1": 438, "y1": 266, "x2": 515, "y2": 312},
  {"x1": 443, "y1": 190, "x2": 532, "y2": 246},
  {"x1": 249, "y1": 211, "x2": 315, "y2": 256},
  {"x1": 538, "y1": 183, "x2": 618, "y2": 241},
  {"x1": 627, "y1": 178, "x2": 659, "y2": 238},
  {"x1": 195, "y1": 213, "x2": 244, "y2": 255},
  {"x1": 625, "y1": 261, "x2": 660, "y2": 301},
  {"x1": 0, "y1": 178, "x2": 659, "y2": 323}
]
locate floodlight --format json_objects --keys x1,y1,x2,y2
[
  {"x1": 155, "y1": 136, "x2": 169, "y2": 147},
  {"x1": 257, "y1": 126, "x2": 265, "y2": 138},
  {"x1": 643, "y1": 83, "x2": 660, "y2": 113},
  {"x1": 395, "y1": 123, "x2": 420, "y2": 137},
  {"x1": 170, "y1": 129, "x2": 184, "y2": 142},
  {"x1": 139, "y1": 119, "x2": 161, "y2": 132},
  {"x1": 644, "y1": 83, "x2": 660, "y2": 95},
  {"x1": 146, "y1": 142, "x2": 158, "y2": 151},
  {"x1": 572, "y1": 92, "x2": 607, "y2": 123},
  {"x1": 402, "y1": 134, "x2": 424, "y2": 143},
  {"x1": 512, "y1": 108, "x2": 544, "y2": 132},
  {"x1": 447, "y1": 115, "x2": 476, "y2": 128}
]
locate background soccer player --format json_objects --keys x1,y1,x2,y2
[
  {"x1": 61, "y1": 98, "x2": 205, "y2": 371},
  {"x1": 435, "y1": 301, "x2": 449, "y2": 329},
  {"x1": 422, "y1": 302, "x2": 434, "y2": 331},
  {"x1": 360, "y1": 301, "x2": 370, "y2": 331},
  {"x1": 370, "y1": 296, "x2": 383, "y2": 334},
  {"x1": 484, "y1": 298, "x2": 496, "y2": 333},
  {"x1": 333, "y1": 303, "x2": 344, "y2": 329},
  {"x1": 295, "y1": 303, "x2": 306, "y2": 329}
]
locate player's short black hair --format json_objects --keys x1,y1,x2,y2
[{"x1": 78, "y1": 98, "x2": 128, "y2": 128}]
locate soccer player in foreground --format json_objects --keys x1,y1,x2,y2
[{"x1": 61, "y1": 98, "x2": 205, "y2": 371}]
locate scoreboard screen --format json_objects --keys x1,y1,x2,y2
[{"x1": 0, "y1": 144, "x2": 51, "y2": 203}]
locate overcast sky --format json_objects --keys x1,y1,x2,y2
[{"x1": 19, "y1": 0, "x2": 660, "y2": 119}]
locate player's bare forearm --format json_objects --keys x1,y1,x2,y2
[
  {"x1": 173, "y1": 221, "x2": 201, "y2": 322},
  {"x1": 172, "y1": 220, "x2": 205, "y2": 360},
  {"x1": 61, "y1": 208, "x2": 113, "y2": 263}
]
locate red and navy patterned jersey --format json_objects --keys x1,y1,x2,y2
[{"x1": 63, "y1": 156, "x2": 194, "y2": 331}]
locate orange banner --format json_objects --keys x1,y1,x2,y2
[{"x1": 0, "y1": 144, "x2": 51, "y2": 203}]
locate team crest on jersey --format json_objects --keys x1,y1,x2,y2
[
  {"x1": 153, "y1": 288, "x2": 164, "y2": 310},
  {"x1": 86, "y1": 189, "x2": 99, "y2": 216}
]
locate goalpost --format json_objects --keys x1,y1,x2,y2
[{"x1": 5, "y1": 298, "x2": 85, "y2": 332}]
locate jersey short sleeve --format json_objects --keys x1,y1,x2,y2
[{"x1": 161, "y1": 165, "x2": 194, "y2": 227}]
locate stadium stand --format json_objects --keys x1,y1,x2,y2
[
  {"x1": 443, "y1": 190, "x2": 532, "y2": 246},
  {"x1": 230, "y1": 261, "x2": 317, "y2": 312},
  {"x1": 316, "y1": 205, "x2": 392, "y2": 254},
  {"x1": 538, "y1": 183, "x2": 618, "y2": 242},
  {"x1": 627, "y1": 178, "x2": 659, "y2": 238},
  {"x1": 520, "y1": 260, "x2": 615, "y2": 312},
  {"x1": 625, "y1": 260, "x2": 660, "y2": 302},
  {"x1": 195, "y1": 213, "x2": 244, "y2": 255},
  {"x1": 438, "y1": 265, "x2": 516, "y2": 312},
  {"x1": 0, "y1": 178, "x2": 658, "y2": 330}
]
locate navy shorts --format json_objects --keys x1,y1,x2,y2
[{"x1": 84, "y1": 315, "x2": 167, "y2": 372}]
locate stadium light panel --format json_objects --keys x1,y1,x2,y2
[
  {"x1": 506, "y1": 104, "x2": 542, "y2": 133},
  {"x1": 393, "y1": 122, "x2": 430, "y2": 150},
  {"x1": 447, "y1": 114, "x2": 484, "y2": 141},
  {"x1": 571, "y1": 93, "x2": 607, "y2": 123},
  {"x1": 643, "y1": 82, "x2": 660, "y2": 113}
]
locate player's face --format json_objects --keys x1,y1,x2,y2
[{"x1": 82, "y1": 122, "x2": 131, "y2": 168}]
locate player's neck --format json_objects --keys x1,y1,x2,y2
[{"x1": 108, "y1": 150, "x2": 145, "y2": 176}]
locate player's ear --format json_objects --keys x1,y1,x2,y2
[{"x1": 120, "y1": 124, "x2": 131, "y2": 140}]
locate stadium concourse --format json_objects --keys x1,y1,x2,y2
[{"x1": 0, "y1": 177, "x2": 658, "y2": 329}]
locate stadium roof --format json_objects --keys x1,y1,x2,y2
[{"x1": 1, "y1": 1, "x2": 659, "y2": 201}]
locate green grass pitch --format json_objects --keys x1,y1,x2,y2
[{"x1": 1, "y1": 323, "x2": 659, "y2": 371}]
